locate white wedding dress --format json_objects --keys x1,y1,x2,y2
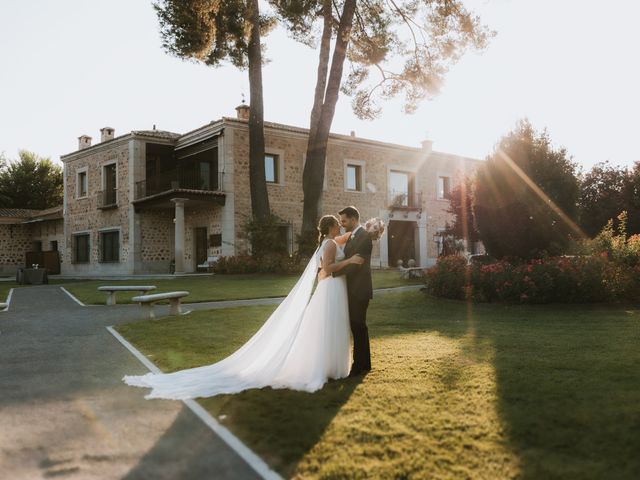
[{"x1": 123, "y1": 239, "x2": 351, "y2": 399}]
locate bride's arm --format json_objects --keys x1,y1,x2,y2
[{"x1": 321, "y1": 241, "x2": 364, "y2": 275}]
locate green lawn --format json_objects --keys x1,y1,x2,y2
[
  {"x1": 0, "y1": 282, "x2": 17, "y2": 303},
  {"x1": 116, "y1": 292, "x2": 640, "y2": 479},
  {"x1": 62, "y1": 270, "x2": 421, "y2": 305}
]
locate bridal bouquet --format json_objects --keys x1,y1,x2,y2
[{"x1": 364, "y1": 217, "x2": 385, "y2": 240}]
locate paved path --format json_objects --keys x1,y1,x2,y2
[{"x1": 0, "y1": 286, "x2": 261, "y2": 480}]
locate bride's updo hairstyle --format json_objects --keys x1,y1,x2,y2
[{"x1": 317, "y1": 215, "x2": 339, "y2": 245}]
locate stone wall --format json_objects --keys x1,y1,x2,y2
[
  {"x1": 30, "y1": 219, "x2": 64, "y2": 251},
  {"x1": 138, "y1": 206, "x2": 223, "y2": 273},
  {"x1": 139, "y1": 210, "x2": 173, "y2": 273},
  {"x1": 229, "y1": 124, "x2": 482, "y2": 265},
  {"x1": 63, "y1": 140, "x2": 131, "y2": 274},
  {"x1": 0, "y1": 223, "x2": 31, "y2": 276}
]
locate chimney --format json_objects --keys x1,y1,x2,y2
[
  {"x1": 350, "y1": 130, "x2": 356, "y2": 137},
  {"x1": 235, "y1": 103, "x2": 250, "y2": 121},
  {"x1": 421, "y1": 139, "x2": 433, "y2": 153},
  {"x1": 78, "y1": 135, "x2": 92, "y2": 150},
  {"x1": 100, "y1": 127, "x2": 115, "y2": 142}
]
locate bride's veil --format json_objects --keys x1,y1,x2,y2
[{"x1": 124, "y1": 243, "x2": 324, "y2": 399}]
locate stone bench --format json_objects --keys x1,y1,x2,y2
[
  {"x1": 131, "y1": 291, "x2": 190, "y2": 319},
  {"x1": 98, "y1": 286, "x2": 157, "y2": 305},
  {"x1": 399, "y1": 267, "x2": 424, "y2": 280}
]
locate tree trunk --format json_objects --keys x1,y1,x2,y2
[
  {"x1": 247, "y1": 0, "x2": 270, "y2": 221},
  {"x1": 300, "y1": 0, "x2": 358, "y2": 252}
]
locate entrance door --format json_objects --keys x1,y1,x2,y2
[
  {"x1": 387, "y1": 220, "x2": 416, "y2": 267},
  {"x1": 194, "y1": 227, "x2": 208, "y2": 268}
]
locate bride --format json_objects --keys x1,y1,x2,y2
[{"x1": 123, "y1": 214, "x2": 364, "y2": 399}]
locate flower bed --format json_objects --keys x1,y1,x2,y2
[{"x1": 425, "y1": 254, "x2": 640, "y2": 303}]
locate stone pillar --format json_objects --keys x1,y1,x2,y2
[
  {"x1": 418, "y1": 214, "x2": 428, "y2": 268},
  {"x1": 171, "y1": 198, "x2": 188, "y2": 274},
  {"x1": 379, "y1": 210, "x2": 390, "y2": 268}
]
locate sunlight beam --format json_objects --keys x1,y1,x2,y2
[{"x1": 496, "y1": 149, "x2": 586, "y2": 239}]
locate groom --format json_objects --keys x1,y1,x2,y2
[{"x1": 334, "y1": 206, "x2": 372, "y2": 376}]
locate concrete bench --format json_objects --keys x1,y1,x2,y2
[
  {"x1": 98, "y1": 285, "x2": 157, "y2": 305},
  {"x1": 131, "y1": 291, "x2": 190, "y2": 319},
  {"x1": 197, "y1": 255, "x2": 221, "y2": 272},
  {"x1": 0, "y1": 302, "x2": 7, "y2": 311},
  {"x1": 399, "y1": 267, "x2": 424, "y2": 279}
]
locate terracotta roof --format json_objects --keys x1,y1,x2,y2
[
  {"x1": 0, "y1": 206, "x2": 63, "y2": 223},
  {"x1": 24, "y1": 205, "x2": 63, "y2": 223},
  {"x1": 131, "y1": 130, "x2": 181, "y2": 140},
  {"x1": 61, "y1": 129, "x2": 181, "y2": 159},
  {"x1": 0, "y1": 208, "x2": 40, "y2": 219},
  {"x1": 61, "y1": 118, "x2": 481, "y2": 162}
]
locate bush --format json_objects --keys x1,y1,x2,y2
[
  {"x1": 426, "y1": 212, "x2": 640, "y2": 304},
  {"x1": 212, "y1": 253, "x2": 307, "y2": 275},
  {"x1": 243, "y1": 214, "x2": 290, "y2": 259},
  {"x1": 425, "y1": 253, "x2": 638, "y2": 304},
  {"x1": 424, "y1": 255, "x2": 468, "y2": 300},
  {"x1": 211, "y1": 255, "x2": 258, "y2": 274}
]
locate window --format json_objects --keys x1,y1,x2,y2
[
  {"x1": 265, "y1": 154, "x2": 279, "y2": 183},
  {"x1": 32, "y1": 241, "x2": 42, "y2": 252},
  {"x1": 77, "y1": 169, "x2": 88, "y2": 198},
  {"x1": 102, "y1": 163, "x2": 117, "y2": 206},
  {"x1": 199, "y1": 161, "x2": 211, "y2": 189},
  {"x1": 346, "y1": 164, "x2": 362, "y2": 191},
  {"x1": 344, "y1": 159, "x2": 365, "y2": 192},
  {"x1": 73, "y1": 234, "x2": 90, "y2": 263},
  {"x1": 389, "y1": 170, "x2": 415, "y2": 207},
  {"x1": 437, "y1": 176, "x2": 451, "y2": 199},
  {"x1": 145, "y1": 143, "x2": 176, "y2": 196},
  {"x1": 100, "y1": 230, "x2": 119, "y2": 262},
  {"x1": 50, "y1": 240, "x2": 58, "y2": 252}
]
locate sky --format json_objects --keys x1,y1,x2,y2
[{"x1": 1, "y1": 0, "x2": 639, "y2": 171}]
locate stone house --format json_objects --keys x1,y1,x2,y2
[
  {"x1": 58, "y1": 106, "x2": 482, "y2": 275},
  {"x1": 0, "y1": 207, "x2": 64, "y2": 276}
]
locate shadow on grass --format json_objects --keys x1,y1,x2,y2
[
  {"x1": 123, "y1": 407, "x2": 260, "y2": 480},
  {"x1": 485, "y1": 307, "x2": 640, "y2": 479},
  {"x1": 198, "y1": 376, "x2": 362, "y2": 478},
  {"x1": 373, "y1": 292, "x2": 640, "y2": 479}
]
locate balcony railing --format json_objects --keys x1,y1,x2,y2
[
  {"x1": 135, "y1": 171, "x2": 224, "y2": 200},
  {"x1": 97, "y1": 189, "x2": 118, "y2": 209},
  {"x1": 388, "y1": 191, "x2": 422, "y2": 210}
]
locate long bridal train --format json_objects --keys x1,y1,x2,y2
[{"x1": 123, "y1": 240, "x2": 351, "y2": 400}]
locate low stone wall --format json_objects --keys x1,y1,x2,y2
[{"x1": 0, "y1": 223, "x2": 31, "y2": 276}]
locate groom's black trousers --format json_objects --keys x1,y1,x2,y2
[{"x1": 348, "y1": 296, "x2": 371, "y2": 371}]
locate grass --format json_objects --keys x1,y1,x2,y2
[
  {"x1": 116, "y1": 292, "x2": 640, "y2": 479},
  {"x1": 61, "y1": 270, "x2": 422, "y2": 305},
  {"x1": 0, "y1": 282, "x2": 16, "y2": 303}
]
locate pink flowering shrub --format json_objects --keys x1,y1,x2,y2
[
  {"x1": 425, "y1": 254, "x2": 638, "y2": 304},
  {"x1": 424, "y1": 255, "x2": 468, "y2": 300},
  {"x1": 426, "y1": 211, "x2": 640, "y2": 303}
]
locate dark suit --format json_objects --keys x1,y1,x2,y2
[{"x1": 334, "y1": 226, "x2": 373, "y2": 372}]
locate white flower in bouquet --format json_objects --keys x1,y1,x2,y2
[{"x1": 364, "y1": 217, "x2": 385, "y2": 240}]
